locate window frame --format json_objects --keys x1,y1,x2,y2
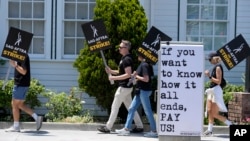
[
  {"x1": 56, "y1": 0, "x2": 96, "y2": 60},
  {"x1": 179, "y1": 0, "x2": 235, "y2": 53}
]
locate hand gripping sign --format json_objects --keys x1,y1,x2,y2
[
  {"x1": 81, "y1": 19, "x2": 114, "y2": 84},
  {"x1": 1, "y1": 27, "x2": 33, "y2": 90}
]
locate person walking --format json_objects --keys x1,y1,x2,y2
[
  {"x1": 5, "y1": 54, "x2": 43, "y2": 132},
  {"x1": 115, "y1": 55, "x2": 157, "y2": 137},
  {"x1": 97, "y1": 40, "x2": 143, "y2": 133},
  {"x1": 203, "y1": 52, "x2": 232, "y2": 136}
]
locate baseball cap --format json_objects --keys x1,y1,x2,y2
[{"x1": 207, "y1": 52, "x2": 218, "y2": 60}]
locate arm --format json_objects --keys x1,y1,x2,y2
[
  {"x1": 9, "y1": 60, "x2": 27, "y2": 75},
  {"x1": 109, "y1": 66, "x2": 132, "y2": 81},
  {"x1": 135, "y1": 74, "x2": 149, "y2": 82},
  {"x1": 105, "y1": 66, "x2": 119, "y2": 75}
]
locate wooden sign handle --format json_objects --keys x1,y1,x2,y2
[{"x1": 100, "y1": 50, "x2": 114, "y2": 85}]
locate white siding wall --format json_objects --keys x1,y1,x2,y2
[
  {"x1": 229, "y1": 0, "x2": 250, "y2": 85},
  {"x1": 151, "y1": 0, "x2": 179, "y2": 40},
  {"x1": 0, "y1": 60, "x2": 107, "y2": 116},
  {"x1": 237, "y1": 0, "x2": 250, "y2": 42}
]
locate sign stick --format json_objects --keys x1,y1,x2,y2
[
  {"x1": 2, "y1": 63, "x2": 11, "y2": 90},
  {"x1": 100, "y1": 50, "x2": 114, "y2": 85}
]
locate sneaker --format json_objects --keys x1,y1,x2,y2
[
  {"x1": 97, "y1": 126, "x2": 110, "y2": 133},
  {"x1": 115, "y1": 128, "x2": 130, "y2": 136},
  {"x1": 203, "y1": 130, "x2": 213, "y2": 136},
  {"x1": 144, "y1": 131, "x2": 158, "y2": 138},
  {"x1": 36, "y1": 116, "x2": 43, "y2": 131},
  {"x1": 131, "y1": 127, "x2": 143, "y2": 133},
  {"x1": 5, "y1": 126, "x2": 20, "y2": 132}
]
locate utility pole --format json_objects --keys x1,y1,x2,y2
[{"x1": 245, "y1": 56, "x2": 250, "y2": 92}]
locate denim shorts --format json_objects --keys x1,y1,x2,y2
[{"x1": 12, "y1": 85, "x2": 29, "y2": 100}]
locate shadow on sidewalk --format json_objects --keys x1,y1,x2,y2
[{"x1": 21, "y1": 130, "x2": 50, "y2": 136}]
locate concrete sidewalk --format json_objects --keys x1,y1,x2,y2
[
  {"x1": 0, "y1": 129, "x2": 229, "y2": 141},
  {"x1": 0, "y1": 122, "x2": 229, "y2": 134},
  {"x1": 0, "y1": 122, "x2": 229, "y2": 141}
]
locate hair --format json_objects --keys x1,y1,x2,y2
[{"x1": 121, "y1": 40, "x2": 131, "y2": 50}]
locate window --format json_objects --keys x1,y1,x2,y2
[
  {"x1": 62, "y1": 0, "x2": 96, "y2": 58},
  {"x1": 6, "y1": 0, "x2": 96, "y2": 60},
  {"x1": 8, "y1": 0, "x2": 45, "y2": 57},
  {"x1": 185, "y1": 0, "x2": 229, "y2": 51}
]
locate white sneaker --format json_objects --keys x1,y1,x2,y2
[
  {"x1": 115, "y1": 128, "x2": 130, "y2": 136},
  {"x1": 144, "y1": 131, "x2": 158, "y2": 138},
  {"x1": 5, "y1": 126, "x2": 20, "y2": 132},
  {"x1": 36, "y1": 116, "x2": 43, "y2": 131},
  {"x1": 203, "y1": 130, "x2": 213, "y2": 136}
]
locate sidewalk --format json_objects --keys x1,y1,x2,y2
[{"x1": 0, "y1": 122, "x2": 229, "y2": 141}]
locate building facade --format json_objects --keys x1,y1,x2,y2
[{"x1": 0, "y1": 0, "x2": 249, "y2": 116}]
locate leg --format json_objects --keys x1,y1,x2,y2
[
  {"x1": 207, "y1": 100, "x2": 214, "y2": 125},
  {"x1": 12, "y1": 100, "x2": 21, "y2": 123},
  {"x1": 106, "y1": 87, "x2": 125, "y2": 129},
  {"x1": 124, "y1": 94, "x2": 141, "y2": 129},
  {"x1": 211, "y1": 103, "x2": 231, "y2": 126},
  {"x1": 202, "y1": 99, "x2": 214, "y2": 136},
  {"x1": 123, "y1": 88, "x2": 143, "y2": 128},
  {"x1": 18, "y1": 100, "x2": 34, "y2": 116},
  {"x1": 140, "y1": 90, "x2": 156, "y2": 132}
]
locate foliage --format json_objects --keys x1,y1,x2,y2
[
  {"x1": 59, "y1": 112, "x2": 94, "y2": 123},
  {"x1": 73, "y1": 0, "x2": 148, "y2": 112},
  {"x1": 42, "y1": 87, "x2": 84, "y2": 121},
  {"x1": 0, "y1": 59, "x2": 6, "y2": 65},
  {"x1": 0, "y1": 78, "x2": 45, "y2": 112}
]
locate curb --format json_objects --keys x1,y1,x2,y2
[{"x1": 0, "y1": 122, "x2": 229, "y2": 134}]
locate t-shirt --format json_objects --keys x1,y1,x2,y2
[
  {"x1": 118, "y1": 54, "x2": 133, "y2": 88},
  {"x1": 136, "y1": 61, "x2": 152, "y2": 91},
  {"x1": 14, "y1": 55, "x2": 30, "y2": 86}
]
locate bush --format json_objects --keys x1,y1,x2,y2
[{"x1": 42, "y1": 87, "x2": 86, "y2": 121}]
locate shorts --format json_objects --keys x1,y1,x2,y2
[{"x1": 12, "y1": 85, "x2": 29, "y2": 100}]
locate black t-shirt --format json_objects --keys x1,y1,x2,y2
[
  {"x1": 14, "y1": 55, "x2": 30, "y2": 86},
  {"x1": 209, "y1": 64, "x2": 224, "y2": 88},
  {"x1": 136, "y1": 61, "x2": 152, "y2": 91},
  {"x1": 118, "y1": 54, "x2": 133, "y2": 88}
]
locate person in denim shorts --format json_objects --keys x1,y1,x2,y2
[{"x1": 5, "y1": 54, "x2": 43, "y2": 132}]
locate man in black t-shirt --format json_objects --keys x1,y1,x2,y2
[
  {"x1": 97, "y1": 40, "x2": 143, "y2": 133},
  {"x1": 5, "y1": 54, "x2": 43, "y2": 132}
]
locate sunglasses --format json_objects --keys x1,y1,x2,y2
[{"x1": 119, "y1": 46, "x2": 127, "y2": 49}]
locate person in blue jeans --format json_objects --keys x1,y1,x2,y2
[{"x1": 115, "y1": 55, "x2": 157, "y2": 137}]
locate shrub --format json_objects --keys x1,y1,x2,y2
[{"x1": 42, "y1": 87, "x2": 85, "y2": 121}]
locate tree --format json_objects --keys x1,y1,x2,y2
[{"x1": 73, "y1": 0, "x2": 148, "y2": 115}]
